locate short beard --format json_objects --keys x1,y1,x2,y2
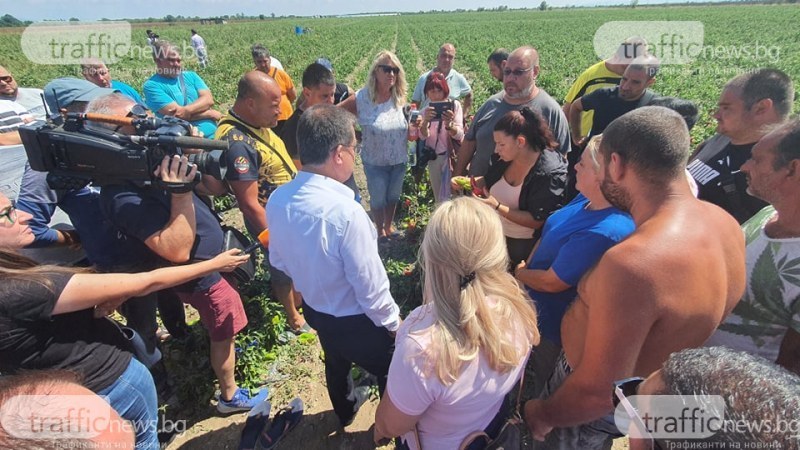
[
  {"x1": 505, "y1": 83, "x2": 534, "y2": 100},
  {"x1": 600, "y1": 175, "x2": 631, "y2": 212}
]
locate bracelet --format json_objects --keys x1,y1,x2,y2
[{"x1": 495, "y1": 201, "x2": 501, "y2": 211}]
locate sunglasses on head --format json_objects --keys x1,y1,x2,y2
[
  {"x1": 0, "y1": 75, "x2": 13, "y2": 83},
  {"x1": 378, "y1": 65, "x2": 400, "y2": 75}
]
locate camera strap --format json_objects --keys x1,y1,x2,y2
[{"x1": 219, "y1": 118, "x2": 297, "y2": 178}]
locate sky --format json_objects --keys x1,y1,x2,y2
[{"x1": 5, "y1": 0, "x2": 722, "y2": 21}]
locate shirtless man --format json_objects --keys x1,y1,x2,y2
[{"x1": 523, "y1": 106, "x2": 746, "y2": 449}]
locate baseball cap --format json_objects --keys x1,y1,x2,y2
[
  {"x1": 43, "y1": 77, "x2": 117, "y2": 117},
  {"x1": 315, "y1": 58, "x2": 333, "y2": 71}
]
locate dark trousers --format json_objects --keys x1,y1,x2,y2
[
  {"x1": 120, "y1": 292, "x2": 159, "y2": 354},
  {"x1": 303, "y1": 302, "x2": 395, "y2": 426}
]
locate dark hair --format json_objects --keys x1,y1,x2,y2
[
  {"x1": 649, "y1": 96, "x2": 699, "y2": 130},
  {"x1": 771, "y1": 119, "x2": 800, "y2": 169},
  {"x1": 487, "y1": 48, "x2": 509, "y2": 66},
  {"x1": 727, "y1": 68, "x2": 794, "y2": 119},
  {"x1": 493, "y1": 107, "x2": 557, "y2": 152},
  {"x1": 302, "y1": 63, "x2": 335, "y2": 89},
  {"x1": 0, "y1": 250, "x2": 87, "y2": 297},
  {"x1": 659, "y1": 347, "x2": 800, "y2": 445},
  {"x1": 191, "y1": 29, "x2": 197, "y2": 34},
  {"x1": 423, "y1": 71, "x2": 449, "y2": 98},
  {"x1": 601, "y1": 106, "x2": 689, "y2": 184},
  {"x1": 298, "y1": 104, "x2": 356, "y2": 166},
  {"x1": 251, "y1": 44, "x2": 270, "y2": 60}
]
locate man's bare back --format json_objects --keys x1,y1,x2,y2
[{"x1": 562, "y1": 196, "x2": 745, "y2": 377}]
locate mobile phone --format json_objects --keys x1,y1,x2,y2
[{"x1": 430, "y1": 101, "x2": 453, "y2": 119}]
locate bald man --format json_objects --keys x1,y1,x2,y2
[{"x1": 214, "y1": 71, "x2": 305, "y2": 332}]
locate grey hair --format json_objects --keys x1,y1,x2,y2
[
  {"x1": 770, "y1": 119, "x2": 800, "y2": 170},
  {"x1": 600, "y1": 106, "x2": 690, "y2": 185},
  {"x1": 298, "y1": 104, "x2": 356, "y2": 166},
  {"x1": 251, "y1": 44, "x2": 270, "y2": 60},
  {"x1": 84, "y1": 93, "x2": 135, "y2": 132},
  {"x1": 151, "y1": 40, "x2": 177, "y2": 61},
  {"x1": 658, "y1": 347, "x2": 800, "y2": 445}
]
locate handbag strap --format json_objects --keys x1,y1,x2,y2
[{"x1": 177, "y1": 73, "x2": 188, "y2": 106}]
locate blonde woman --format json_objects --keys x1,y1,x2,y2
[
  {"x1": 374, "y1": 196, "x2": 540, "y2": 449},
  {"x1": 340, "y1": 50, "x2": 411, "y2": 239}
]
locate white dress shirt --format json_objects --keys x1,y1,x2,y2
[{"x1": 267, "y1": 171, "x2": 401, "y2": 331}]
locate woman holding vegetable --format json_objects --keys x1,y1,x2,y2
[{"x1": 452, "y1": 107, "x2": 567, "y2": 264}]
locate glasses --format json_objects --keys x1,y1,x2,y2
[
  {"x1": 613, "y1": 377, "x2": 666, "y2": 450},
  {"x1": 502, "y1": 67, "x2": 533, "y2": 78},
  {"x1": 0, "y1": 75, "x2": 13, "y2": 83},
  {"x1": 1, "y1": 200, "x2": 18, "y2": 225},
  {"x1": 378, "y1": 65, "x2": 400, "y2": 75},
  {"x1": 341, "y1": 143, "x2": 361, "y2": 156}
]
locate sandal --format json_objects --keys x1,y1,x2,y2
[
  {"x1": 291, "y1": 322, "x2": 315, "y2": 336},
  {"x1": 256, "y1": 398, "x2": 304, "y2": 450}
]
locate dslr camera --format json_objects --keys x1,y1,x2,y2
[
  {"x1": 19, "y1": 112, "x2": 228, "y2": 191},
  {"x1": 416, "y1": 143, "x2": 438, "y2": 168}
]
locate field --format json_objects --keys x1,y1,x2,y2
[
  {"x1": 3, "y1": 4, "x2": 800, "y2": 144},
  {"x1": 3, "y1": 5, "x2": 800, "y2": 449}
]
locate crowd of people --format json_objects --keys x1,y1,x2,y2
[{"x1": 1, "y1": 30, "x2": 799, "y2": 450}]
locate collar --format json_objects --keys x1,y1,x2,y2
[
  {"x1": 227, "y1": 109, "x2": 264, "y2": 132},
  {"x1": 296, "y1": 171, "x2": 354, "y2": 199}
]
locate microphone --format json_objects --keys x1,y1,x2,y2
[{"x1": 243, "y1": 229, "x2": 270, "y2": 254}]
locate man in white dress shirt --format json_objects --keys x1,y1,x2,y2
[{"x1": 267, "y1": 104, "x2": 401, "y2": 428}]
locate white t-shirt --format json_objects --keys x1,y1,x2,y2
[
  {"x1": 190, "y1": 34, "x2": 206, "y2": 50},
  {"x1": 387, "y1": 302, "x2": 529, "y2": 450}
]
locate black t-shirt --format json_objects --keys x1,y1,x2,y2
[
  {"x1": 279, "y1": 107, "x2": 303, "y2": 160},
  {"x1": 100, "y1": 185, "x2": 223, "y2": 291},
  {"x1": 582, "y1": 86, "x2": 656, "y2": 137},
  {"x1": 688, "y1": 140, "x2": 767, "y2": 223},
  {"x1": 0, "y1": 272, "x2": 132, "y2": 392}
]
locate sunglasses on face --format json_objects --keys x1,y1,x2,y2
[
  {"x1": 502, "y1": 67, "x2": 533, "y2": 78},
  {"x1": 1, "y1": 200, "x2": 18, "y2": 224},
  {"x1": 378, "y1": 65, "x2": 400, "y2": 75},
  {"x1": 0, "y1": 75, "x2": 13, "y2": 83}
]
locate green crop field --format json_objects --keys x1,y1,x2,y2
[{"x1": 2, "y1": 4, "x2": 799, "y2": 144}]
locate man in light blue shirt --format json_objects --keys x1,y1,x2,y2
[
  {"x1": 142, "y1": 41, "x2": 221, "y2": 137},
  {"x1": 267, "y1": 104, "x2": 400, "y2": 428},
  {"x1": 411, "y1": 43, "x2": 473, "y2": 116}
]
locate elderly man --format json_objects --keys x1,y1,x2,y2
[
  {"x1": 524, "y1": 107, "x2": 746, "y2": 449},
  {"x1": 214, "y1": 72, "x2": 304, "y2": 333},
  {"x1": 411, "y1": 43, "x2": 473, "y2": 115},
  {"x1": 454, "y1": 46, "x2": 571, "y2": 177},
  {"x1": 563, "y1": 37, "x2": 647, "y2": 138},
  {"x1": 80, "y1": 59, "x2": 143, "y2": 103},
  {"x1": 705, "y1": 120, "x2": 800, "y2": 376},
  {"x1": 688, "y1": 69, "x2": 793, "y2": 223},
  {"x1": 251, "y1": 44, "x2": 296, "y2": 134},
  {"x1": 267, "y1": 104, "x2": 400, "y2": 428},
  {"x1": 142, "y1": 41, "x2": 222, "y2": 138}
]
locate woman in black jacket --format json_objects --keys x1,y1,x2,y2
[{"x1": 453, "y1": 107, "x2": 567, "y2": 265}]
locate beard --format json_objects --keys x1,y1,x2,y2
[
  {"x1": 505, "y1": 83, "x2": 533, "y2": 100},
  {"x1": 600, "y1": 175, "x2": 632, "y2": 212}
]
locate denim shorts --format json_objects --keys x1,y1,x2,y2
[{"x1": 363, "y1": 162, "x2": 406, "y2": 210}]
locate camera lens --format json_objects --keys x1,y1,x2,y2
[{"x1": 187, "y1": 150, "x2": 227, "y2": 180}]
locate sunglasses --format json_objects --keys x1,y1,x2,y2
[
  {"x1": 502, "y1": 67, "x2": 533, "y2": 78},
  {"x1": 613, "y1": 377, "x2": 666, "y2": 450},
  {"x1": 378, "y1": 65, "x2": 400, "y2": 75},
  {"x1": 1, "y1": 200, "x2": 18, "y2": 224},
  {"x1": 0, "y1": 75, "x2": 13, "y2": 83}
]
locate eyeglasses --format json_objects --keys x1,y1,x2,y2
[
  {"x1": 613, "y1": 377, "x2": 666, "y2": 450},
  {"x1": 502, "y1": 67, "x2": 533, "y2": 78},
  {"x1": 1, "y1": 200, "x2": 18, "y2": 225},
  {"x1": 340, "y1": 143, "x2": 361, "y2": 156},
  {"x1": 0, "y1": 75, "x2": 13, "y2": 83},
  {"x1": 378, "y1": 65, "x2": 400, "y2": 75}
]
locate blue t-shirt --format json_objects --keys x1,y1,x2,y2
[
  {"x1": 100, "y1": 186, "x2": 223, "y2": 291},
  {"x1": 142, "y1": 71, "x2": 217, "y2": 138},
  {"x1": 111, "y1": 80, "x2": 143, "y2": 104},
  {"x1": 527, "y1": 194, "x2": 634, "y2": 345}
]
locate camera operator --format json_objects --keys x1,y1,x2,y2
[
  {"x1": 91, "y1": 93, "x2": 268, "y2": 413},
  {"x1": 418, "y1": 72, "x2": 464, "y2": 203}
]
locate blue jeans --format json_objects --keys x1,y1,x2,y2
[
  {"x1": 363, "y1": 163, "x2": 406, "y2": 210},
  {"x1": 98, "y1": 357, "x2": 159, "y2": 450}
]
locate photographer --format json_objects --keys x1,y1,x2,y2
[
  {"x1": 91, "y1": 93, "x2": 268, "y2": 413},
  {"x1": 0, "y1": 191, "x2": 250, "y2": 449},
  {"x1": 418, "y1": 71, "x2": 464, "y2": 203}
]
